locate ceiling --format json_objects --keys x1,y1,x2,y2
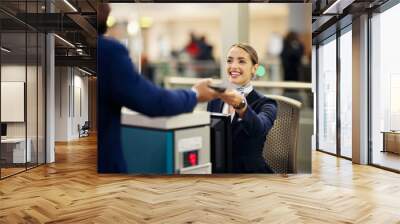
[
  {"x1": 0, "y1": 0, "x2": 97, "y2": 72},
  {"x1": 109, "y1": 3, "x2": 290, "y2": 22},
  {"x1": 1, "y1": 0, "x2": 394, "y2": 72},
  {"x1": 311, "y1": 0, "x2": 390, "y2": 43}
]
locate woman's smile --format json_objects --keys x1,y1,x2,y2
[{"x1": 229, "y1": 70, "x2": 242, "y2": 78}]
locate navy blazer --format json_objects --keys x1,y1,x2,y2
[
  {"x1": 98, "y1": 36, "x2": 197, "y2": 173},
  {"x1": 207, "y1": 90, "x2": 277, "y2": 173}
]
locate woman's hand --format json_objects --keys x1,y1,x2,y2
[
  {"x1": 219, "y1": 89, "x2": 241, "y2": 106},
  {"x1": 218, "y1": 90, "x2": 247, "y2": 117}
]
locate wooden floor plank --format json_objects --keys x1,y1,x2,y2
[{"x1": 1, "y1": 135, "x2": 400, "y2": 223}]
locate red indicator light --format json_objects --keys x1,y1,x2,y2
[
  {"x1": 189, "y1": 152, "x2": 197, "y2": 166},
  {"x1": 183, "y1": 150, "x2": 199, "y2": 167}
]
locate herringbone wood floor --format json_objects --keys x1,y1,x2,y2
[{"x1": 1, "y1": 135, "x2": 400, "y2": 223}]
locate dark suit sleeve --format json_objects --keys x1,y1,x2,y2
[
  {"x1": 108, "y1": 44, "x2": 197, "y2": 117},
  {"x1": 206, "y1": 102, "x2": 212, "y2": 112},
  {"x1": 207, "y1": 100, "x2": 216, "y2": 112},
  {"x1": 240, "y1": 99, "x2": 277, "y2": 136}
]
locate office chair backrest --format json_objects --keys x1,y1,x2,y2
[
  {"x1": 263, "y1": 95, "x2": 301, "y2": 174},
  {"x1": 82, "y1": 121, "x2": 90, "y2": 129}
]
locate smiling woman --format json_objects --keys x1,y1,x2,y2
[
  {"x1": 226, "y1": 43, "x2": 259, "y2": 86},
  {"x1": 207, "y1": 43, "x2": 278, "y2": 173}
]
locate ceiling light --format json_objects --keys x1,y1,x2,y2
[
  {"x1": 76, "y1": 49, "x2": 84, "y2": 55},
  {"x1": 139, "y1": 17, "x2": 153, "y2": 29},
  {"x1": 63, "y1": 0, "x2": 78, "y2": 12},
  {"x1": 54, "y1": 34, "x2": 75, "y2": 48},
  {"x1": 78, "y1": 67, "x2": 92, "y2": 76},
  {"x1": 1, "y1": 47, "x2": 11, "y2": 53},
  {"x1": 76, "y1": 43, "x2": 85, "y2": 48},
  {"x1": 322, "y1": 0, "x2": 354, "y2": 15},
  {"x1": 107, "y1": 16, "x2": 116, "y2": 28},
  {"x1": 127, "y1": 21, "x2": 139, "y2": 36},
  {"x1": 323, "y1": 0, "x2": 341, "y2": 14}
]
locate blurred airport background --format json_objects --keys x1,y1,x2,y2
[
  {"x1": 106, "y1": 3, "x2": 313, "y2": 172},
  {"x1": 106, "y1": 4, "x2": 311, "y2": 89}
]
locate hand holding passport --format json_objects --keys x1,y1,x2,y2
[{"x1": 207, "y1": 83, "x2": 228, "y2": 93}]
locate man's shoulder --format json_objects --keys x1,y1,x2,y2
[{"x1": 98, "y1": 36, "x2": 128, "y2": 54}]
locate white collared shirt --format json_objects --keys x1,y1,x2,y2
[{"x1": 222, "y1": 82, "x2": 253, "y2": 121}]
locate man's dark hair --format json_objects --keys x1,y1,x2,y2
[{"x1": 97, "y1": 3, "x2": 110, "y2": 35}]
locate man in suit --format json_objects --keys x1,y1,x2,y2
[{"x1": 97, "y1": 4, "x2": 217, "y2": 173}]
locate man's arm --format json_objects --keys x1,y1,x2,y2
[{"x1": 109, "y1": 46, "x2": 197, "y2": 117}]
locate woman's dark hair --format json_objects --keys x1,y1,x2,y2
[{"x1": 230, "y1": 43, "x2": 258, "y2": 65}]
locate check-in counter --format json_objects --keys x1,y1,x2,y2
[{"x1": 121, "y1": 109, "x2": 211, "y2": 174}]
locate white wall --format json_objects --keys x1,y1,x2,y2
[
  {"x1": 1, "y1": 82, "x2": 24, "y2": 122},
  {"x1": 1, "y1": 64, "x2": 45, "y2": 164},
  {"x1": 55, "y1": 67, "x2": 89, "y2": 141},
  {"x1": 55, "y1": 67, "x2": 69, "y2": 141},
  {"x1": 110, "y1": 3, "x2": 292, "y2": 63},
  {"x1": 147, "y1": 19, "x2": 220, "y2": 61},
  {"x1": 1, "y1": 65, "x2": 26, "y2": 81},
  {"x1": 72, "y1": 73, "x2": 89, "y2": 138},
  {"x1": 249, "y1": 17, "x2": 288, "y2": 63},
  {"x1": 1, "y1": 65, "x2": 28, "y2": 138},
  {"x1": 145, "y1": 16, "x2": 288, "y2": 63}
]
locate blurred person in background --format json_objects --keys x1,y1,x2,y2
[
  {"x1": 196, "y1": 35, "x2": 214, "y2": 61},
  {"x1": 280, "y1": 31, "x2": 305, "y2": 102},
  {"x1": 207, "y1": 43, "x2": 277, "y2": 173},
  {"x1": 280, "y1": 31, "x2": 304, "y2": 82},
  {"x1": 195, "y1": 35, "x2": 216, "y2": 78},
  {"x1": 140, "y1": 54, "x2": 155, "y2": 83},
  {"x1": 185, "y1": 32, "x2": 200, "y2": 59},
  {"x1": 97, "y1": 3, "x2": 218, "y2": 173}
]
